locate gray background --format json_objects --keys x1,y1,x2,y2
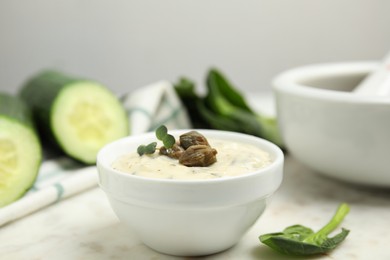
[{"x1": 1, "y1": 0, "x2": 389, "y2": 95}]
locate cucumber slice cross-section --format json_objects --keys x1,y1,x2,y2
[
  {"x1": 20, "y1": 70, "x2": 129, "y2": 164},
  {"x1": 0, "y1": 94, "x2": 42, "y2": 207},
  {"x1": 51, "y1": 82, "x2": 129, "y2": 163}
]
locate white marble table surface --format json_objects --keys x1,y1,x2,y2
[{"x1": 1, "y1": 154, "x2": 389, "y2": 260}]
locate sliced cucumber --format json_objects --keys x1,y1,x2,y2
[
  {"x1": 20, "y1": 71, "x2": 129, "y2": 164},
  {"x1": 51, "y1": 82, "x2": 129, "y2": 163},
  {"x1": 0, "y1": 94, "x2": 42, "y2": 207}
]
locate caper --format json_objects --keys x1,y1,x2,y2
[
  {"x1": 179, "y1": 145, "x2": 217, "y2": 167},
  {"x1": 179, "y1": 131, "x2": 210, "y2": 150}
]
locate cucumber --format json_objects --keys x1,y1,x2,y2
[
  {"x1": 20, "y1": 70, "x2": 129, "y2": 164},
  {"x1": 0, "y1": 93, "x2": 42, "y2": 207}
]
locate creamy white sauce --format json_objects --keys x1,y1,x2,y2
[{"x1": 111, "y1": 138, "x2": 272, "y2": 180}]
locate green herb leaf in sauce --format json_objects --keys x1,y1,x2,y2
[
  {"x1": 156, "y1": 125, "x2": 168, "y2": 140},
  {"x1": 155, "y1": 125, "x2": 175, "y2": 149},
  {"x1": 137, "y1": 142, "x2": 157, "y2": 156},
  {"x1": 138, "y1": 125, "x2": 175, "y2": 156},
  {"x1": 259, "y1": 203, "x2": 350, "y2": 256},
  {"x1": 162, "y1": 134, "x2": 175, "y2": 148}
]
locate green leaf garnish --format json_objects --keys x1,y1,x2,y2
[
  {"x1": 162, "y1": 134, "x2": 175, "y2": 148},
  {"x1": 137, "y1": 125, "x2": 176, "y2": 156},
  {"x1": 156, "y1": 125, "x2": 168, "y2": 140},
  {"x1": 156, "y1": 125, "x2": 175, "y2": 148},
  {"x1": 144, "y1": 142, "x2": 157, "y2": 154},
  {"x1": 259, "y1": 203, "x2": 350, "y2": 256},
  {"x1": 137, "y1": 145, "x2": 146, "y2": 156},
  {"x1": 137, "y1": 142, "x2": 157, "y2": 156}
]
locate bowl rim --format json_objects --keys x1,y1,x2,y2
[
  {"x1": 96, "y1": 129, "x2": 284, "y2": 185},
  {"x1": 272, "y1": 61, "x2": 390, "y2": 104}
]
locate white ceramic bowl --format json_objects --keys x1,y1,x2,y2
[
  {"x1": 273, "y1": 61, "x2": 390, "y2": 187},
  {"x1": 97, "y1": 129, "x2": 283, "y2": 256}
]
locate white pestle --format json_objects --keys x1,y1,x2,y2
[{"x1": 353, "y1": 51, "x2": 390, "y2": 97}]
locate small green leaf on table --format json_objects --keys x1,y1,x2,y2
[{"x1": 259, "y1": 203, "x2": 350, "y2": 256}]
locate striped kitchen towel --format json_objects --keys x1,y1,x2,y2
[
  {"x1": 121, "y1": 80, "x2": 190, "y2": 134},
  {"x1": 0, "y1": 80, "x2": 191, "y2": 227}
]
